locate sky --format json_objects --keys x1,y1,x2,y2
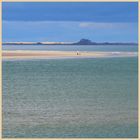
[{"x1": 2, "y1": 2, "x2": 138, "y2": 43}]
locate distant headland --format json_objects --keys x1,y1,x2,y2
[{"x1": 2, "y1": 39, "x2": 138, "y2": 45}]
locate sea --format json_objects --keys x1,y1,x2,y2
[{"x1": 2, "y1": 45, "x2": 138, "y2": 138}]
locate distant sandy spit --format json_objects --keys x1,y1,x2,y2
[{"x1": 2, "y1": 51, "x2": 137, "y2": 59}]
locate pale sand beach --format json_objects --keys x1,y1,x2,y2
[{"x1": 2, "y1": 51, "x2": 137, "y2": 59}]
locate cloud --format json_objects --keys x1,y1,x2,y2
[
  {"x1": 79, "y1": 22, "x2": 114, "y2": 29},
  {"x1": 79, "y1": 22, "x2": 138, "y2": 30}
]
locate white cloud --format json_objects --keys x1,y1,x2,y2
[
  {"x1": 79, "y1": 22, "x2": 114, "y2": 29},
  {"x1": 79, "y1": 22, "x2": 137, "y2": 30}
]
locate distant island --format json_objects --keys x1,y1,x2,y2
[
  {"x1": 2, "y1": 39, "x2": 138, "y2": 45},
  {"x1": 73, "y1": 39, "x2": 138, "y2": 45}
]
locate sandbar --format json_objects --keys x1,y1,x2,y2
[{"x1": 2, "y1": 50, "x2": 137, "y2": 59}]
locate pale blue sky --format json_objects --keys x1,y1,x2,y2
[{"x1": 2, "y1": 2, "x2": 138, "y2": 42}]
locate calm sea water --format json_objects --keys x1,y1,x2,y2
[
  {"x1": 2, "y1": 56, "x2": 138, "y2": 138},
  {"x1": 2, "y1": 44, "x2": 138, "y2": 52}
]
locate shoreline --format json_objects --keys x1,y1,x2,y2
[{"x1": 2, "y1": 50, "x2": 137, "y2": 60}]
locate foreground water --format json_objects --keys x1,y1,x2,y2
[{"x1": 2, "y1": 56, "x2": 138, "y2": 138}]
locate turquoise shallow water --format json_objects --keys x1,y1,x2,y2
[{"x1": 2, "y1": 57, "x2": 138, "y2": 138}]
